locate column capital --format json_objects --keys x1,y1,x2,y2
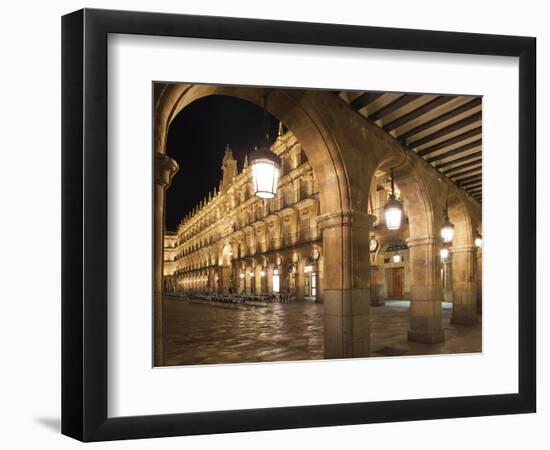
[
  {"x1": 316, "y1": 209, "x2": 352, "y2": 231},
  {"x1": 451, "y1": 244, "x2": 477, "y2": 254},
  {"x1": 406, "y1": 236, "x2": 438, "y2": 248},
  {"x1": 316, "y1": 210, "x2": 376, "y2": 231},
  {"x1": 154, "y1": 152, "x2": 179, "y2": 188}
]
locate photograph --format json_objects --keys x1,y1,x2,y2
[{"x1": 154, "y1": 83, "x2": 483, "y2": 367}]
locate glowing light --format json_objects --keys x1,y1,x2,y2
[
  {"x1": 440, "y1": 248, "x2": 449, "y2": 259},
  {"x1": 384, "y1": 199, "x2": 403, "y2": 230},
  {"x1": 441, "y1": 200, "x2": 454, "y2": 243},
  {"x1": 251, "y1": 156, "x2": 280, "y2": 199},
  {"x1": 475, "y1": 234, "x2": 482, "y2": 248},
  {"x1": 393, "y1": 253, "x2": 401, "y2": 263},
  {"x1": 441, "y1": 218, "x2": 455, "y2": 243},
  {"x1": 249, "y1": 96, "x2": 281, "y2": 199},
  {"x1": 384, "y1": 168, "x2": 403, "y2": 230}
]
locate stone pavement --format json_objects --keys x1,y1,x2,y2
[{"x1": 163, "y1": 297, "x2": 481, "y2": 367}]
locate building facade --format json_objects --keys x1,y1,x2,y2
[{"x1": 163, "y1": 127, "x2": 323, "y2": 301}]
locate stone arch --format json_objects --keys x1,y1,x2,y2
[
  {"x1": 447, "y1": 189, "x2": 478, "y2": 248},
  {"x1": 220, "y1": 242, "x2": 232, "y2": 266},
  {"x1": 368, "y1": 148, "x2": 449, "y2": 343},
  {"x1": 154, "y1": 83, "x2": 406, "y2": 359},
  {"x1": 155, "y1": 84, "x2": 352, "y2": 216},
  {"x1": 447, "y1": 189, "x2": 481, "y2": 325}
]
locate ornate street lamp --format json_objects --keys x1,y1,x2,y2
[
  {"x1": 249, "y1": 95, "x2": 281, "y2": 199},
  {"x1": 392, "y1": 251, "x2": 401, "y2": 263},
  {"x1": 441, "y1": 200, "x2": 455, "y2": 243},
  {"x1": 440, "y1": 247, "x2": 450, "y2": 260},
  {"x1": 475, "y1": 233, "x2": 482, "y2": 248},
  {"x1": 384, "y1": 167, "x2": 403, "y2": 230}
]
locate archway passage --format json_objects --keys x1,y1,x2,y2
[
  {"x1": 155, "y1": 82, "x2": 482, "y2": 366},
  {"x1": 156, "y1": 83, "x2": 385, "y2": 364}
]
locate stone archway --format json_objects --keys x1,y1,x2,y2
[
  {"x1": 448, "y1": 190, "x2": 480, "y2": 325},
  {"x1": 393, "y1": 156, "x2": 449, "y2": 344},
  {"x1": 154, "y1": 84, "x2": 407, "y2": 360}
]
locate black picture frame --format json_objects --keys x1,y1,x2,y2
[{"x1": 62, "y1": 8, "x2": 536, "y2": 442}]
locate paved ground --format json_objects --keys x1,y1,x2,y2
[{"x1": 163, "y1": 297, "x2": 481, "y2": 366}]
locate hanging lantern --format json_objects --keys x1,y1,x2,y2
[
  {"x1": 384, "y1": 168, "x2": 403, "y2": 230},
  {"x1": 475, "y1": 233, "x2": 482, "y2": 248},
  {"x1": 249, "y1": 95, "x2": 281, "y2": 199},
  {"x1": 440, "y1": 247, "x2": 450, "y2": 260},
  {"x1": 392, "y1": 252, "x2": 401, "y2": 263},
  {"x1": 441, "y1": 200, "x2": 455, "y2": 243}
]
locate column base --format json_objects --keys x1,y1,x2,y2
[
  {"x1": 370, "y1": 298, "x2": 385, "y2": 307},
  {"x1": 370, "y1": 284, "x2": 385, "y2": 307},
  {"x1": 323, "y1": 288, "x2": 370, "y2": 359},
  {"x1": 451, "y1": 315, "x2": 478, "y2": 326},
  {"x1": 451, "y1": 304, "x2": 478, "y2": 326},
  {"x1": 408, "y1": 329, "x2": 445, "y2": 344}
]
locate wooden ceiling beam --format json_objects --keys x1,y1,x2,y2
[
  {"x1": 384, "y1": 96, "x2": 456, "y2": 131},
  {"x1": 350, "y1": 92, "x2": 384, "y2": 110},
  {"x1": 441, "y1": 158, "x2": 482, "y2": 175},
  {"x1": 433, "y1": 150, "x2": 482, "y2": 169},
  {"x1": 419, "y1": 130, "x2": 481, "y2": 158},
  {"x1": 407, "y1": 111, "x2": 482, "y2": 148},
  {"x1": 449, "y1": 167, "x2": 482, "y2": 180},
  {"x1": 369, "y1": 94, "x2": 422, "y2": 122},
  {"x1": 461, "y1": 177, "x2": 482, "y2": 187},
  {"x1": 425, "y1": 140, "x2": 482, "y2": 164},
  {"x1": 397, "y1": 97, "x2": 482, "y2": 141}
]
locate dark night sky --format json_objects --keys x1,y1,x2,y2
[{"x1": 164, "y1": 95, "x2": 279, "y2": 231}]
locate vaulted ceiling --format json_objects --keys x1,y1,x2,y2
[{"x1": 339, "y1": 91, "x2": 482, "y2": 203}]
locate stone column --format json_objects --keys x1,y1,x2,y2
[
  {"x1": 245, "y1": 267, "x2": 252, "y2": 293},
  {"x1": 219, "y1": 266, "x2": 231, "y2": 293},
  {"x1": 316, "y1": 255, "x2": 324, "y2": 303},
  {"x1": 295, "y1": 259, "x2": 306, "y2": 301},
  {"x1": 476, "y1": 248, "x2": 482, "y2": 314},
  {"x1": 451, "y1": 245, "x2": 478, "y2": 325},
  {"x1": 266, "y1": 265, "x2": 274, "y2": 293},
  {"x1": 279, "y1": 264, "x2": 288, "y2": 294},
  {"x1": 260, "y1": 269, "x2": 268, "y2": 294},
  {"x1": 442, "y1": 258, "x2": 453, "y2": 301},
  {"x1": 406, "y1": 236, "x2": 445, "y2": 343},
  {"x1": 154, "y1": 152, "x2": 179, "y2": 367},
  {"x1": 231, "y1": 261, "x2": 239, "y2": 294},
  {"x1": 317, "y1": 210, "x2": 372, "y2": 359},
  {"x1": 370, "y1": 265, "x2": 386, "y2": 306}
]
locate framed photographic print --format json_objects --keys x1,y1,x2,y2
[{"x1": 61, "y1": 8, "x2": 536, "y2": 442}]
